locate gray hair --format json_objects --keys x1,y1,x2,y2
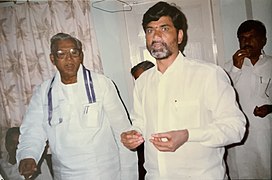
[{"x1": 50, "y1": 33, "x2": 82, "y2": 54}]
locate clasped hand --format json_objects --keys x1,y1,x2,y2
[
  {"x1": 253, "y1": 105, "x2": 271, "y2": 118},
  {"x1": 121, "y1": 129, "x2": 189, "y2": 152},
  {"x1": 19, "y1": 158, "x2": 37, "y2": 180}
]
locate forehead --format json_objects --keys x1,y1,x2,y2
[
  {"x1": 56, "y1": 39, "x2": 76, "y2": 49},
  {"x1": 147, "y1": 16, "x2": 174, "y2": 27},
  {"x1": 238, "y1": 29, "x2": 260, "y2": 38}
]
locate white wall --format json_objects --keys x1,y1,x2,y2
[
  {"x1": 219, "y1": 0, "x2": 247, "y2": 62},
  {"x1": 251, "y1": 0, "x2": 272, "y2": 54},
  {"x1": 91, "y1": 1, "x2": 134, "y2": 112}
]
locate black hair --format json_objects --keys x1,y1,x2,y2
[
  {"x1": 130, "y1": 60, "x2": 155, "y2": 75},
  {"x1": 142, "y1": 1, "x2": 188, "y2": 53},
  {"x1": 237, "y1": 20, "x2": 266, "y2": 38},
  {"x1": 50, "y1": 33, "x2": 82, "y2": 54}
]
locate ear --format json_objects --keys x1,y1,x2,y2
[
  {"x1": 80, "y1": 52, "x2": 84, "y2": 64},
  {"x1": 178, "y1": 29, "x2": 183, "y2": 45},
  {"x1": 262, "y1": 37, "x2": 267, "y2": 47},
  {"x1": 50, "y1": 54, "x2": 56, "y2": 65}
]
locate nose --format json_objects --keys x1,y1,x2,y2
[
  {"x1": 243, "y1": 37, "x2": 251, "y2": 46},
  {"x1": 65, "y1": 51, "x2": 73, "y2": 60},
  {"x1": 153, "y1": 29, "x2": 162, "y2": 40}
]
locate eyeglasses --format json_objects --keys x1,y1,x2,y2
[{"x1": 55, "y1": 48, "x2": 81, "y2": 59}]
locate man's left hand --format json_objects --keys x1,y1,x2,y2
[
  {"x1": 149, "y1": 129, "x2": 189, "y2": 152},
  {"x1": 253, "y1": 104, "x2": 272, "y2": 118}
]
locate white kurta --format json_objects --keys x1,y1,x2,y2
[
  {"x1": 225, "y1": 54, "x2": 272, "y2": 179},
  {"x1": 17, "y1": 65, "x2": 138, "y2": 180},
  {"x1": 131, "y1": 53, "x2": 246, "y2": 180}
]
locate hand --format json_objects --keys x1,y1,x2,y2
[
  {"x1": 149, "y1": 129, "x2": 189, "y2": 152},
  {"x1": 19, "y1": 158, "x2": 37, "y2": 180},
  {"x1": 232, "y1": 49, "x2": 250, "y2": 69},
  {"x1": 253, "y1": 105, "x2": 272, "y2": 118},
  {"x1": 121, "y1": 130, "x2": 144, "y2": 150}
]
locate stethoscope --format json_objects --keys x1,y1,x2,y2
[{"x1": 47, "y1": 66, "x2": 96, "y2": 126}]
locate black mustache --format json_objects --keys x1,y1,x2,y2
[{"x1": 242, "y1": 45, "x2": 253, "y2": 49}]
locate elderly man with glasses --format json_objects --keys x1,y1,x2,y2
[{"x1": 16, "y1": 33, "x2": 138, "y2": 180}]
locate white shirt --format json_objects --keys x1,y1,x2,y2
[
  {"x1": 225, "y1": 54, "x2": 272, "y2": 179},
  {"x1": 132, "y1": 53, "x2": 246, "y2": 180},
  {"x1": 17, "y1": 65, "x2": 138, "y2": 180}
]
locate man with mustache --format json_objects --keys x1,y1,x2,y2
[
  {"x1": 16, "y1": 33, "x2": 138, "y2": 180},
  {"x1": 225, "y1": 20, "x2": 272, "y2": 179},
  {"x1": 121, "y1": 1, "x2": 246, "y2": 179}
]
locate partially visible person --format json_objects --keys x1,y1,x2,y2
[
  {"x1": 224, "y1": 20, "x2": 272, "y2": 179},
  {"x1": 131, "y1": 60, "x2": 154, "y2": 180},
  {"x1": 131, "y1": 60, "x2": 155, "y2": 80},
  {"x1": 0, "y1": 127, "x2": 52, "y2": 180},
  {"x1": 121, "y1": 1, "x2": 246, "y2": 179},
  {"x1": 16, "y1": 33, "x2": 138, "y2": 179}
]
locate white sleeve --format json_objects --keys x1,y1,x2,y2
[
  {"x1": 16, "y1": 85, "x2": 47, "y2": 163},
  {"x1": 102, "y1": 78, "x2": 138, "y2": 180},
  {"x1": 188, "y1": 67, "x2": 246, "y2": 147}
]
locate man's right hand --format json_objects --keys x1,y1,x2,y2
[
  {"x1": 121, "y1": 130, "x2": 144, "y2": 150},
  {"x1": 19, "y1": 158, "x2": 37, "y2": 180},
  {"x1": 233, "y1": 49, "x2": 250, "y2": 69}
]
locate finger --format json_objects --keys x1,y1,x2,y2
[
  {"x1": 123, "y1": 132, "x2": 144, "y2": 141},
  {"x1": 236, "y1": 50, "x2": 244, "y2": 57},
  {"x1": 22, "y1": 164, "x2": 37, "y2": 174},
  {"x1": 151, "y1": 137, "x2": 161, "y2": 142},
  {"x1": 150, "y1": 140, "x2": 170, "y2": 151},
  {"x1": 121, "y1": 131, "x2": 133, "y2": 138},
  {"x1": 122, "y1": 131, "x2": 142, "y2": 139},
  {"x1": 150, "y1": 138, "x2": 168, "y2": 146},
  {"x1": 21, "y1": 172, "x2": 33, "y2": 179},
  {"x1": 24, "y1": 174, "x2": 33, "y2": 180},
  {"x1": 125, "y1": 138, "x2": 143, "y2": 144},
  {"x1": 121, "y1": 134, "x2": 136, "y2": 142},
  {"x1": 152, "y1": 133, "x2": 168, "y2": 138},
  {"x1": 124, "y1": 141, "x2": 143, "y2": 150},
  {"x1": 152, "y1": 133, "x2": 171, "y2": 142},
  {"x1": 122, "y1": 136, "x2": 144, "y2": 145},
  {"x1": 21, "y1": 168, "x2": 36, "y2": 175},
  {"x1": 236, "y1": 48, "x2": 248, "y2": 56}
]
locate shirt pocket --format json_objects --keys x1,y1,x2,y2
[
  {"x1": 173, "y1": 99, "x2": 200, "y2": 129},
  {"x1": 81, "y1": 102, "x2": 102, "y2": 128},
  {"x1": 258, "y1": 77, "x2": 271, "y2": 99}
]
